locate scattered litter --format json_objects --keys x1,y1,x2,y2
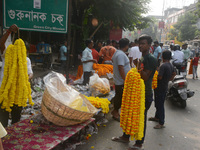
[
  {"x1": 170, "y1": 136, "x2": 174, "y2": 138},
  {"x1": 72, "y1": 84, "x2": 89, "y2": 91},
  {"x1": 91, "y1": 146, "x2": 94, "y2": 149},
  {"x1": 31, "y1": 112, "x2": 51, "y2": 125},
  {"x1": 184, "y1": 136, "x2": 187, "y2": 139}
]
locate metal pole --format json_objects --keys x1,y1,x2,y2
[
  {"x1": 0, "y1": 0, "x2": 3, "y2": 36},
  {"x1": 66, "y1": 0, "x2": 72, "y2": 84}
]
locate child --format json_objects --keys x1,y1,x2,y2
[
  {"x1": 0, "y1": 122, "x2": 7, "y2": 150},
  {"x1": 149, "y1": 50, "x2": 176, "y2": 129},
  {"x1": 193, "y1": 53, "x2": 199, "y2": 79}
]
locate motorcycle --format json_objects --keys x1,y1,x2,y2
[{"x1": 167, "y1": 61, "x2": 194, "y2": 108}]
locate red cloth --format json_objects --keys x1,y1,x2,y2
[
  {"x1": 2, "y1": 118, "x2": 95, "y2": 150},
  {"x1": 92, "y1": 49, "x2": 99, "y2": 62},
  {"x1": 193, "y1": 57, "x2": 199, "y2": 66}
]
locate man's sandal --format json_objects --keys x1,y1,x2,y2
[
  {"x1": 111, "y1": 136, "x2": 129, "y2": 143},
  {"x1": 148, "y1": 117, "x2": 159, "y2": 122},
  {"x1": 154, "y1": 124, "x2": 165, "y2": 129},
  {"x1": 128, "y1": 146, "x2": 143, "y2": 150}
]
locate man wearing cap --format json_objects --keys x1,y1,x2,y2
[
  {"x1": 182, "y1": 43, "x2": 191, "y2": 61},
  {"x1": 153, "y1": 41, "x2": 162, "y2": 66}
]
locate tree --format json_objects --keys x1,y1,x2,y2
[
  {"x1": 173, "y1": 13, "x2": 198, "y2": 41},
  {"x1": 167, "y1": 26, "x2": 178, "y2": 40},
  {"x1": 140, "y1": 21, "x2": 158, "y2": 41},
  {"x1": 70, "y1": 0, "x2": 151, "y2": 65}
]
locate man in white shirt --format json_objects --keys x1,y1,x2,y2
[
  {"x1": 128, "y1": 39, "x2": 142, "y2": 68},
  {"x1": 172, "y1": 45, "x2": 184, "y2": 64},
  {"x1": 81, "y1": 39, "x2": 97, "y2": 85}
]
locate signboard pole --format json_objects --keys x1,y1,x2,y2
[
  {"x1": 66, "y1": 0, "x2": 72, "y2": 84},
  {"x1": 0, "y1": 0, "x2": 3, "y2": 36}
]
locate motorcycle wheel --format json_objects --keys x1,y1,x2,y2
[{"x1": 180, "y1": 101, "x2": 187, "y2": 108}]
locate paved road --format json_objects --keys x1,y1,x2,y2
[{"x1": 78, "y1": 72, "x2": 200, "y2": 150}]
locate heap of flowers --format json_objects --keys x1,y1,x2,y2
[
  {"x1": 84, "y1": 96, "x2": 110, "y2": 114},
  {"x1": 0, "y1": 39, "x2": 34, "y2": 112},
  {"x1": 120, "y1": 68, "x2": 145, "y2": 141}
]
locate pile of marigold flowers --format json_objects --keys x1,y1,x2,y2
[
  {"x1": 84, "y1": 96, "x2": 110, "y2": 114},
  {"x1": 0, "y1": 39, "x2": 33, "y2": 112},
  {"x1": 120, "y1": 68, "x2": 145, "y2": 141}
]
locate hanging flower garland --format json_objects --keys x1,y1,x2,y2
[
  {"x1": 120, "y1": 68, "x2": 145, "y2": 141},
  {"x1": 152, "y1": 70, "x2": 158, "y2": 90},
  {"x1": 0, "y1": 39, "x2": 34, "y2": 112}
]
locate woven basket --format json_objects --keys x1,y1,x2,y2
[{"x1": 41, "y1": 88, "x2": 96, "y2": 126}]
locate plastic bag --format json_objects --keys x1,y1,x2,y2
[
  {"x1": 89, "y1": 73, "x2": 110, "y2": 97},
  {"x1": 43, "y1": 72, "x2": 97, "y2": 113}
]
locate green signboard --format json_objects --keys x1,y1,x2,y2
[{"x1": 3, "y1": 0, "x2": 68, "y2": 33}]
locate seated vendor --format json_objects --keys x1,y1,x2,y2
[
  {"x1": 81, "y1": 39, "x2": 97, "y2": 85},
  {"x1": 99, "y1": 40, "x2": 116, "y2": 64},
  {"x1": 0, "y1": 122, "x2": 7, "y2": 150}
]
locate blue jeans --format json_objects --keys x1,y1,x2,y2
[
  {"x1": 154, "y1": 88, "x2": 167, "y2": 125},
  {"x1": 123, "y1": 94, "x2": 153, "y2": 145}
]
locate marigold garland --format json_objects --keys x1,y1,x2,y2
[
  {"x1": 0, "y1": 39, "x2": 34, "y2": 112},
  {"x1": 76, "y1": 64, "x2": 113, "y2": 80},
  {"x1": 152, "y1": 70, "x2": 158, "y2": 89},
  {"x1": 84, "y1": 96, "x2": 110, "y2": 114},
  {"x1": 120, "y1": 68, "x2": 145, "y2": 141}
]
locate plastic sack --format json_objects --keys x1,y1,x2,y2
[
  {"x1": 89, "y1": 73, "x2": 110, "y2": 97},
  {"x1": 43, "y1": 72, "x2": 97, "y2": 113}
]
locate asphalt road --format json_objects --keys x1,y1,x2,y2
[{"x1": 77, "y1": 69, "x2": 200, "y2": 150}]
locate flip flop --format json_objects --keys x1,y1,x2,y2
[
  {"x1": 111, "y1": 137, "x2": 129, "y2": 143},
  {"x1": 154, "y1": 124, "x2": 165, "y2": 129},
  {"x1": 112, "y1": 116, "x2": 120, "y2": 122},
  {"x1": 128, "y1": 146, "x2": 143, "y2": 150},
  {"x1": 148, "y1": 117, "x2": 159, "y2": 122}
]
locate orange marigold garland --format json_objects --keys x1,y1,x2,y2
[
  {"x1": 152, "y1": 70, "x2": 158, "y2": 89},
  {"x1": 120, "y1": 68, "x2": 145, "y2": 141}
]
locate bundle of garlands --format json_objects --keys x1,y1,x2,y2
[
  {"x1": 84, "y1": 96, "x2": 110, "y2": 114},
  {"x1": 152, "y1": 70, "x2": 158, "y2": 89},
  {"x1": 120, "y1": 68, "x2": 145, "y2": 141},
  {"x1": 0, "y1": 39, "x2": 34, "y2": 112}
]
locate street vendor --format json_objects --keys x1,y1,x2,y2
[
  {"x1": 0, "y1": 24, "x2": 23, "y2": 127},
  {"x1": 59, "y1": 41, "x2": 68, "y2": 74},
  {"x1": 112, "y1": 35, "x2": 157, "y2": 150},
  {"x1": 111, "y1": 38, "x2": 131, "y2": 121},
  {"x1": 99, "y1": 40, "x2": 116, "y2": 64},
  {"x1": 81, "y1": 39, "x2": 97, "y2": 85}
]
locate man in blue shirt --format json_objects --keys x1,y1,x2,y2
[
  {"x1": 59, "y1": 41, "x2": 67, "y2": 74},
  {"x1": 153, "y1": 41, "x2": 162, "y2": 66},
  {"x1": 81, "y1": 39, "x2": 97, "y2": 85}
]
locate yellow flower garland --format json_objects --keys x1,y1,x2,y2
[
  {"x1": 152, "y1": 70, "x2": 158, "y2": 89},
  {"x1": 0, "y1": 39, "x2": 34, "y2": 112},
  {"x1": 120, "y1": 68, "x2": 145, "y2": 141},
  {"x1": 84, "y1": 96, "x2": 110, "y2": 114}
]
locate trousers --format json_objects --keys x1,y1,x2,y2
[
  {"x1": 155, "y1": 89, "x2": 167, "y2": 125},
  {"x1": 193, "y1": 66, "x2": 198, "y2": 78},
  {"x1": 83, "y1": 72, "x2": 92, "y2": 85},
  {"x1": 0, "y1": 104, "x2": 22, "y2": 127},
  {"x1": 111, "y1": 85, "x2": 124, "y2": 111}
]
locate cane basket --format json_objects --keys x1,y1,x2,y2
[{"x1": 41, "y1": 88, "x2": 97, "y2": 126}]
